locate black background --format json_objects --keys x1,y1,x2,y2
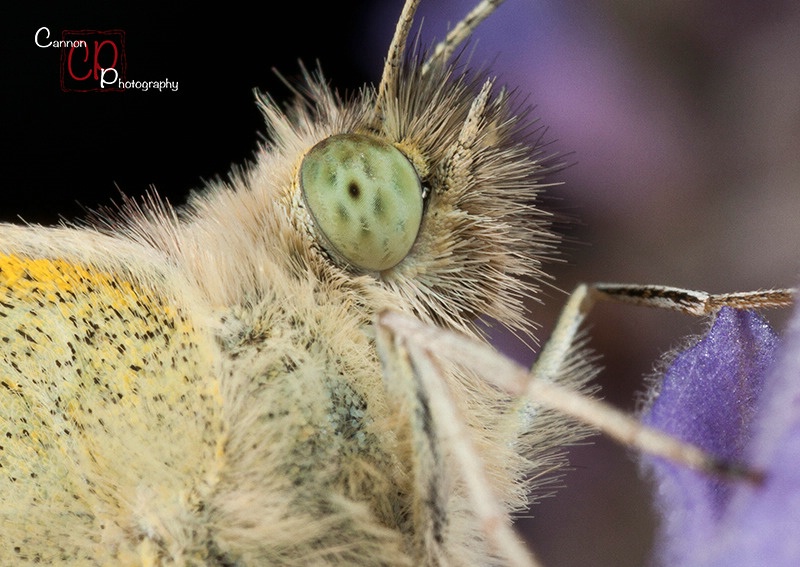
[{"x1": 4, "y1": 2, "x2": 381, "y2": 223}]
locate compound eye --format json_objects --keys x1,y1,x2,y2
[{"x1": 299, "y1": 133, "x2": 423, "y2": 272}]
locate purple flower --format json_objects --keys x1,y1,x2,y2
[{"x1": 641, "y1": 305, "x2": 800, "y2": 566}]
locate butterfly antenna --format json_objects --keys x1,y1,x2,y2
[
  {"x1": 422, "y1": 0, "x2": 506, "y2": 75},
  {"x1": 374, "y1": 0, "x2": 421, "y2": 121}
]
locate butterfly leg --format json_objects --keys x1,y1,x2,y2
[
  {"x1": 532, "y1": 282, "x2": 791, "y2": 477},
  {"x1": 376, "y1": 314, "x2": 544, "y2": 567},
  {"x1": 376, "y1": 284, "x2": 793, "y2": 565},
  {"x1": 532, "y1": 282, "x2": 793, "y2": 480}
]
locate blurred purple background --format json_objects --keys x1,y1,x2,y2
[
  {"x1": 5, "y1": 1, "x2": 799, "y2": 565},
  {"x1": 361, "y1": 2, "x2": 800, "y2": 565}
]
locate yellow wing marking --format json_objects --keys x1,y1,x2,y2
[{"x1": 0, "y1": 254, "x2": 224, "y2": 564}]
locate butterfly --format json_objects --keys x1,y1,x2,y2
[{"x1": 2, "y1": 1, "x2": 794, "y2": 566}]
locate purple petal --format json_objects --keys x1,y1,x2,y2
[
  {"x1": 699, "y1": 303, "x2": 800, "y2": 566},
  {"x1": 641, "y1": 306, "x2": 785, "y2": 565}
]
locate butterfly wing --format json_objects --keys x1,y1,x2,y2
[{"x1": 0, "y1": 225, "x2": 225, "y2": 564}]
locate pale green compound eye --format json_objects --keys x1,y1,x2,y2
[{"x1": 299, "y1": 133, "x2": 423, "y2": 272}]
